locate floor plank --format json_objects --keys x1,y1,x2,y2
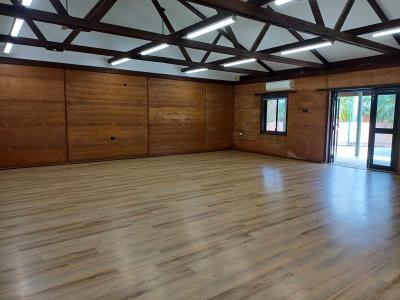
[{"x1": 0, "y1": 151, "x2": 399, "y2": 299}]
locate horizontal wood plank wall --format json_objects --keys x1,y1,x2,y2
[
  {"x1": 234, "y1": 68, "x2": 400, "y2": 167},
  {"x1": 66, "y1": 70, "x2": 148, "y2": 162},
  {"x1": 148, "y1": 78, "x2": 206, "y2": 156},
  {"x1": 0, "y1": 64, "x2": 67, "y2": 168},
  {"x1": 327, "y1": 66, "x2": 400, "y2": 88},
  {"x1": 234, "y1": 81, "x2": 329, "y2": 163},
  {"x1": 234, "y1": 83, "x2": 288, "y2": 156},
  {"x1": 206, "y1": 83, "x2": 234, "y2": 151},
  {"x1": 286, "y1": 91, "x2": 328, "y2": 162}
]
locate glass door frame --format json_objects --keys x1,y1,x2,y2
[
  {"x1": 328, "y1": 89, "x2": 372, "y2": 165},
  {"x1": 367, "y1": 88, "x2": 400, "y2": 172},
  {"x1": 328, "y1": 91, "x2": 339, "y2": 163}
]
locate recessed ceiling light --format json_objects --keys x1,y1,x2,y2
[
  {"x1": 140, "y1": 43, "x2": 169, "y2": 56},
  {"x1": 372, "y1": 27, "x2": 400, "y2": 38},
  {"x1": 185, "y1": 68, "x2": 208, "y2": 74},
  {"x1": 186, "y1": 16, "x2": 236, "y2": 39},
  {"x1": 281, "y1": 41, "x2": 333, "y2": 55},
  {"x1": 111, "y1": 58, "x2": 130, "y2": 65},
  {"x1": 223, "y1": 58, "x2": 256, "y2": 67}
]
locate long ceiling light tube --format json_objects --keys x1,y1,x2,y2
[
  {"x1": 372, "y1": 27, "x2": 400, "y2": 38},
  {"x1": 281, "y1": 41, "x2": 333, "y2": 55},
  {"x1": 223, "y1": 58, "x2": 256, "y2": 67},
  {"x1": 3, "y1": 0, "x2": 33, "y2": 54},
  {"x1": 186, "y1": 16, "x2": 236, "y2": 39},
  {"x1": 140, "y1": 43, "x2": 169, "y2": 55},
  {"x1": 185, "y1": 68, "x2": 208, "y2": 74},
  {"x1": 111, "y1": 57, "x2": 130, "y2": 65},
  {"x1": 274, "y1": 0, "x2": 295, "y2": 6}
]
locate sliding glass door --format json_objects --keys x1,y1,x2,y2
[{"x1": 367, "y1": 89, "x2": 400, "y2": 172}]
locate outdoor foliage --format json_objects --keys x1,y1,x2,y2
[{"x1": 339, "y1": 95, "x2": 395, "y2": 124}]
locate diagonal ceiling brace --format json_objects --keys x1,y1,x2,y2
[
  {"x1": 366, "y1": 0, "x2": 400, "y2": 46},
  {"x1": 151, "y1": 0, "x2": 192, "y2": 61},
  {"x1": 185, "y1": 0, "x2": 400, "y2": 56},
  {"x1": 257, "y1": 1, "x2": 329, "y2": 64},
  {"x1": 0, "y1": 34, "x2": 271, "y2": 76},
  {"x1": 0, "y1": 3, "x2": 324, "y2": 70},
  {"x1": 182, "y1": 2, "x2": 274, "y2": 72},
  {"x1": 63, "y1": 0, "x2": 118, "y2": 46},
  {"x1": 48, "y1": 0, "x2": 68, "y2": 15},
  {"x1": 10, "y1": 0, "x2": 47, "y2": 42}
]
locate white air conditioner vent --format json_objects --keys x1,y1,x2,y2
[{"x1": 266, "y1": 80, "x2": 295, "y2": 92}]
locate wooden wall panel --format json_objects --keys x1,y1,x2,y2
[
  {"x1": 0, "y1": 64, "x2": 67, "y2": 168},
  {"x1": 149, "y1": 78, "x2": 206, "y2": 156},
  {"x1": 206, "y1": 83, "x2": 234, "y2": 151},
  {"x1": 327, "y1": 67, "x2": 400, "y2": 89},
  {"x1": 234, "y1": 82, "x2": 328, "y2": 162},
  {"x1": 66, "y1": 70, "x2": 148, "y2": 162},
  {"x1": 286, "y1": 91, "x2": 328, "y2": 162},
  {"x1": 234, "y1": 83, "x2": 288, "y2": 156}
]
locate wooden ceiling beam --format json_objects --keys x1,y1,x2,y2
[
  {"x1": 63, "y1": 0, "x2": 118, "y2": 46},
  {"x1": 346, "y1": 18, "x2": 400, "y2": 36},
  {"x1": 200, "y1": 32, "x2": 222, "y2": 64},
  {"x1": 250, "y1": 24, "x2": 274, "y2": 72},
  {"x1": 0, "y1": 4, "x2": 273, "y2": 66},
  {"x1": 223, "y1": 24, "x2": 274, "y2": 72},
  {"x1": 287, "y1": 30, "x2": 329, "y2": 64},
  {"x1": 334, "y1": 0, "x2": 355, "y2": 31},
  {"x1": 265, "y1": 18, "x2": 400, "y2": 54},
  {"x1": 251, "y1": 23, "x2": 270, "y2": 52},
  {"x1": 173, "y1": 16, "x2": 400, "y2": 74},
  {"x1": 185, "y1": 0, "x2": 400, "y2": 56},
  {"x1": 48, "y1": 0, "x2": 68, "y2": 15},
  {"x1": 0, "y1": 34, "x2": 269, "y2": 76},
  {"x1": 180, "y1": 2, "x2": 275, "y2": 72},
  {"x1": 151, "y1": 0, "x2": 192, "y2": 61},
  {"x1": 267, "y1": 4, "x2": 329, "y2": 65},
  {"x1": 308, "y1": 0, "x2": 324, "y2": 26},
  {"x1": 240, "y1": 54, "x2": 400, "y2": 83},
  {"x1": 246, "y1": 0, "x2": 274, "y2": 6},
  {"x1": 108, "y1": 13, "x2": 233, "y2": 63},
  {"x1": 366, "y1": 0, "x2": 400, "y2": 46},
  {"x1": 10, "y1": 0, "x2": 47, "y2": 42}
]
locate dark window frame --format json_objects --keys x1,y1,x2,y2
[{"x1": 260, "y1": 93, "x2": 288, "y2": 135}]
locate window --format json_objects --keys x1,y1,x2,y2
[{"x1": 261, "y1": 94, "x2": 288, "y2": 134}]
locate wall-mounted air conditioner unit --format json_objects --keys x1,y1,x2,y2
[{"x1": 266, "y1": 80, "x2": 295, "y2": 92}]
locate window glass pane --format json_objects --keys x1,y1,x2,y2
[
  {"x1": 376, "y1": 94, "x2": 395, "y2": 129},
  {"x1": 266, "y1": 99, "x2": 277, "y2": 131},
  {"x1": 277, "y1": 98, "x2": 287, "y2": 132},
  {"x1": 373, "y1": 133, "x2": 392, "y2": 167}
]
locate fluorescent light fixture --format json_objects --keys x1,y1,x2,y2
[
  {"x1": 4, "y1": 43, "x2": 13, "y2": 54},
  {"x1": 187, "y1": 16, "x2": 236, "y2": 39},
  {"x1": 11, "y1": 18, "x2": 24, "y2": 37},
  {"x1": 281, "y1": 41, "x2": 332, "y2": 55},
  {"x1": 111, "y1": 58, "x2": 130, "y2": 65},
  {"x1": 4, "y1": 0, "x2": 32, "y2": 54},
  {"x1": 22, "y1": 0, "x2": 33, "y2": 6},
  {"x1": 372, "y1": 27, "x2": 400, "y2": 37},
  {"x1": 223, "y1": 58, "x2": 256, "y2": 67},
  {"x1": 185, "y1": 68, "x2": 208, "y2": 74},
  {"x1": 140, "y1": 43, "x2": 169, "y2": 55},
  {"x1": 275, "y1": 0, "x2": 295, "y2": 5}
]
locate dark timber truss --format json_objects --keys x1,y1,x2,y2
[{"x1": 1, "y1": 0, "x2": 400, "y2": 82}]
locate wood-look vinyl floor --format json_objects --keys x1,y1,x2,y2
[{"x1": 0, "y1": 151, "x2": 400, "y2": 300}]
